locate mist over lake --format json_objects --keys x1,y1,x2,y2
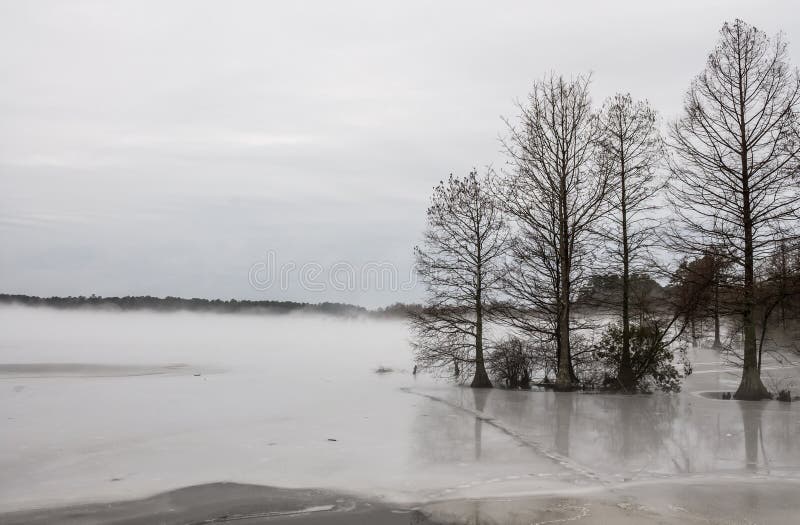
[{"x1": 2, "y1": 305, "x2": 799, "y2": 524}]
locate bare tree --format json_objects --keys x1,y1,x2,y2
[
  {"x1": 500, "y1": 73, "x2": 608, "y2": 390},
  {"x1": 668, "y1": 19, "x2": 800, "y2": 399},
  {"x1": 752, "y1": 237, "x2": 800, "y2": 368},
  {"x1": 597, "y1": 93, "x2": 664, "y2": 390},
  {"x1": 760, "y1": 238, "x2": 800, "y2": 332},
  {"x1": 411, "y1": 171, "x2": 509, "y2": 388},
  {"x1": 705, "y1": 246, "x2": 732, "y2": 349},
  {"x1": 670, "y1": 251, "x2": 728, "y2": 347}
]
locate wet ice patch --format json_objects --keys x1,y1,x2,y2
[{"x1": 0, "y1": 362, "x2": 211, "y2": 378}]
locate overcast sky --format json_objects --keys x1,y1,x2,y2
[{"x1": 1, "y1": 1, "x2": 799, "y2": 308}]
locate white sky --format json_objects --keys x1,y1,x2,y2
[{"x1": 1, "y1": 0, "x2": 799, "y2": 308}]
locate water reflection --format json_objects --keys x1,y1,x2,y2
[
  {"x1": 411, "y1": 387, "x2": 799, "y2": 480},
  {"x1": 472, "y1": 388, "x2": 490, "y2": 460},
  {"x1": 740, "y1": 401, "x2": 766, "y2": 472},
  {"x1": 553, "y1": 393, "x2": 573, "y2": 457}
]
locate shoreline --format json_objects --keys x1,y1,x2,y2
[
  {"x1": 4, "y1": 478, "x2": 800, "y2": 525},
  {"x1": 0, "y1": 483, "x2": 432, "y2": 525}
]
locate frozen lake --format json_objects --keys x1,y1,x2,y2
[{"x1": 1, "y1": 306, "x2": 799, "y2": 523}]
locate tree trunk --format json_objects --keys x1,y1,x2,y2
[
  {"x1": 618, "y1": 150, "x2": 635, "y2": 391},
  {"x1": 555, "y1": 173, "x2": 575, "y2": 391},
  {"x1": 734, "y1": 125, "x2": 769, "y2": 400},
  {"x1": 555, "y1": 295, "x2": 573, "y2": 390},
  {"x1": 713, "y1": 283, "x2": 723, "y2": 348},
  {"x1": 471, "y1": 287, "x2": 492, "y2": 388},
  {"x1": 780, "y1": 242, "x2": 788, "y2": 330},
  {"x1": 735, "y1": 281, "x2": 768, "y2": 399}
]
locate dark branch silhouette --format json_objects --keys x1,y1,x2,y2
[
  {"x1": 411, "y1": 171, "x2": 509, "y2": 388},
  {"x1": 667, "y1": 19, "x2": 800, "y2": 399}
]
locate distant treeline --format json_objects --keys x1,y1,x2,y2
[{"x1": 0, "y1": 293, "x2": 423, "y2": 319}]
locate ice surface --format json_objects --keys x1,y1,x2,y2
[{"x1": 1, "y1": 306, "x2": 799, "y2": 517}]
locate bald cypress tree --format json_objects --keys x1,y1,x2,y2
[
  {"x1": 598, "y1": 93, "x2": 664, "y2": 391},
  {"x1": 668, "y1": 19, "x2": 800, "y2": 400},
  {"x1": 412, "y1": 171, "x2": 509, "y2": 388},
  {"x1": 501, "y1": 74, "x2": 608, "y2": 390}
]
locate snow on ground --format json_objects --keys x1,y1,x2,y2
[{"x1": 0, "y1": 306, "x2": 799, "y2": 517}]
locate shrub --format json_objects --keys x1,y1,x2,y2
[
  {"x1": 777, "y1": 389, "x2": 792, "y2": 402},
  {"x1": 592, "y1": 322, "x2": 689, "y2": 393},
  {"x1": 487, "y1": 337, "x2": 540, "y2": 389}
]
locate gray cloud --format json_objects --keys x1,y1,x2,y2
[{"x1": 1, "y1": 0, "x2": 798, "y2": 307}]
